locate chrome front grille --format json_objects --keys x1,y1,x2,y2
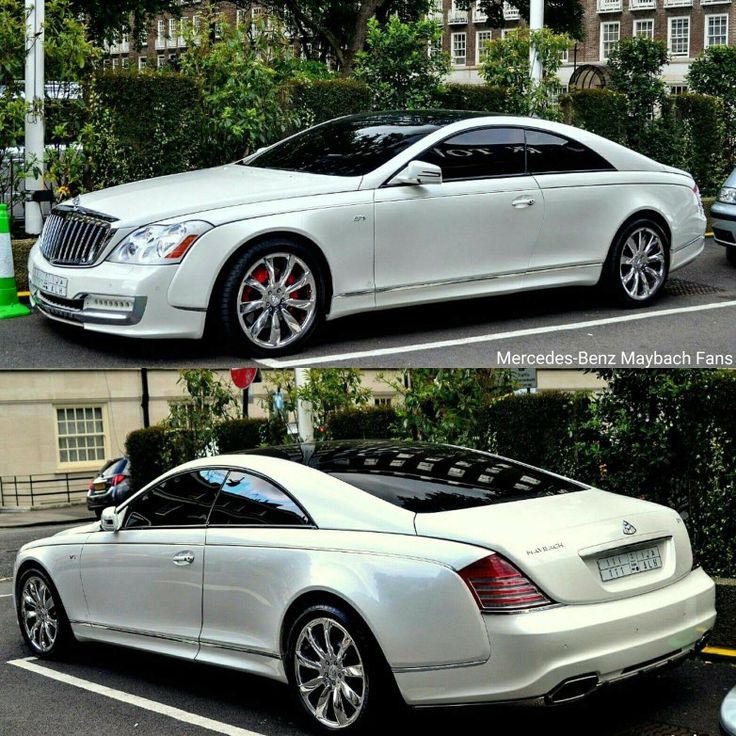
[{"x1": 40, "y1": 207, "x2": 115, "y2": 267}]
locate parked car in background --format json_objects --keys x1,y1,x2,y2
[
  {"x1": 15, "y1": 441, "x2": 715, "y2": 733},
  {"x1": 27, "y1": 111, "x2": 706, "y2": 357},
  {"x1": 85, "y1": 457, "x2": 131, "y2": 519},
  {"x1": 711, "y1": 168, "x2": 736, "y2": 266},
  {"x1": 722, "y1": 684, "x2": 736, "y2": 735}
]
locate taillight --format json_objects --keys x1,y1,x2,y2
[
  {"x1": 88, "y1": 481, "x2": 94, "y2": 491},
  {"x1": 458, "y1": 554, "x2": 553, "y2": 612},
  {"x1": 111, "y1": 474, "x2": 126, "y2": 486}
]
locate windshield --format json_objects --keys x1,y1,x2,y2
[{"x1": 243, "y1": 112, "x2": 475, "y2": 177}]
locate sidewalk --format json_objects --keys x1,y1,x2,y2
[{"x1": 0, "y1": 503, "x2": 94, "y2": 529}]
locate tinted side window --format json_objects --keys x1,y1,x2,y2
[
  {"x1": 420, "y1": 127, "x2": 526, "y2": 181},
  {"x1": 525, "y1": 130, "x2": 614, "y2": 174},
  {"x1": 124, "y1": 469, "x2": 226, "y2": 528},
  {"x1": 208, "y1": 471, "x2": 310, "y2": 526}
]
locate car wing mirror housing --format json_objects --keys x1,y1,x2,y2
[
  {"x1": 100, "y1": 506, "x2": 122, "y2": 532},
  {"x1": 388, "y1": 160, "x2": 443, "y2": 186}
]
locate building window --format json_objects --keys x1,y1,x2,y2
[
  {"x1": 476, "y1": 30, "x2": 492, "y2": 64},
  {"x1": 668, "y1": 16, "x2": 690, "y2": 58},
  {"x1": 374, "y1": 397, "x2": 392, "y2": 406},
  {"x1": 560, "y1": 45, "x2": 570, "y2": 63},
  {"x1": 451, "y1": 32, "x2": 467, "y2": 65},
  {"x1": 56, "y1": 406, "x2": 106, "y2": 465},
  {"x1": 633, "y1": 19, "x2": 654, "y2": 39},
  {"x1": 501, "y1": 28, "x2": 511, "y2": 39},
  {"x1": 111, "y1": 57, "x2": 119, "y2": 69},
  {"x1": 121, "y1": 57, "x2": 130, "y2": 69},
  {"x1": 138, "y1": 57, "x2": 148, "y2": 70},
  {"x1": 157, "y1": 54, "x2": 165, "y2": 68},
  {"x1": 236, "y1": 8, "x2": 248, "y2": 26},
  {"x1": 156, "y1": 19, "x2": 165, "y2": 49},
  {"x1": 474, "y1": 0, "x2": 488, "y2": 22},
  {"x1": 600, "y1": 21, "x2": 620, "y2": 60},
  {"x1": 705, "y1": 14, "x2": 728, "y2": 47},
  {"x1": 669, "y1": 83, "x2": 688, "y2": 94}
]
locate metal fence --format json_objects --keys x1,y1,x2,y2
[{"x1": 0, "y1": 472, "x2": 90, "y2": 508}]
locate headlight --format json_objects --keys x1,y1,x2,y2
[
  {"x1": 107, "y1": 221, "x2": 213, "y2": 265},
  {"x1": 718, "y1": 187, "x2": 736, "y2": 205}
]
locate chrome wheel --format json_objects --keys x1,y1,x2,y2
[
  {"x1": 20, "y1": 575, "x2": 59, "y2": 653},
  {"x1": 619, "y1": 227, "x2": 666, "y2": 301},
  {"x1": 236, "y1": 252, "x2": 317, "y2": 349},
  {"x1": 294, "y1": 617, "x2": 367, "y2": 730}
]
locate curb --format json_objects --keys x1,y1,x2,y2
[{"x1": 700, "y1": 646, "x2": 736, "y2": 663}]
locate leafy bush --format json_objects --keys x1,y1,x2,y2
[
  {"x1": 354, "y1": 16, "x2": 449, "y2": 110},
  {"x1": 125, "y1": 425, "x2": 169, "y2": 492},
  {"x1": 560, "y1": 89, "x2": 627, "y2": 144},
  {"x1": 433, "y1": 83, "x2": 512, "y2": 113},
  {"x1": 215, "y1": 418, "x2": 269, "y2": 453},
  {"x1": 326, "y1": 406, "x2": 398, "y2": 440},
  {"x1": 86, "y1": 71, "x2": 205, "y2": 188},
  {"x1": 288, "y1": 78, "x2": 372, "y2": 127},
  {"x1": 485, "y1": 391, "x2": 592, "y2": 474}
]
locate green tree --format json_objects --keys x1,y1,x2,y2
[
  {"x1": 354, "y1": 15, "x2": 449, "y2": 109},
  {"x1": 688, "y1": 45, "x2": 736, "y2": 168},
  {"x1": 164, "y1": 369, "x2": 238, "y2": 462},
  {"x1": 388, "y1": 369, "x2": 517, "y2": 447},
  {"x1": 479, "y1": 27, "x2": 572, "y2": 119}
]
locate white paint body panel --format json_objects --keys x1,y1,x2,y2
[
  {"x1": 13, "y1": 452, "x2": 716, "y2": 706},
  {"x1": 28, "y1": 115, "x2": 706, "y2": 341}
]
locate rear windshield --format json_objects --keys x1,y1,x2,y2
[
  {"x1": 243, "y1": 113, "x2": 475, "y2": 177},
  {"x1": 247, "y1": 443, "x2": 586, "y2": 514},
  {"x1": 102, "y1": 457, "x2": 128, "y2": 477}
]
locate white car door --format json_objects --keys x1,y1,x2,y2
[
  {"x1": 373, "y1": 126, "x2": 544, "y2": 308},
  {"x1": 524, "y1": 127, "x2": 621, "y2": 283},
  {"x1": 198, "y1": 469, "x2": 313, "y2": 674},
  {"x1": 79, "y1": 468, "x2": 226, "y2": 658}
]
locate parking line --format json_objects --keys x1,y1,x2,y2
[
  {"x1": 256, "y1": 299, "x2": 736, "y2": 367},
  {"x1": 7, "y1": 658, "x2": 266, "y2": 736}
]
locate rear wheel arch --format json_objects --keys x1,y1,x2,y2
[{"x1": 613, "y1": 209, "x2": 672, "y2": 252}]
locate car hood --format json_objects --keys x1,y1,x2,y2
[{"x1": 63, "y1": 165, "x2": 361, "y2": 229}]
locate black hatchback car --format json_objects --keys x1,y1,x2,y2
[{"x1": 86, "y1": 457, "x2": 132, "y2": 518}]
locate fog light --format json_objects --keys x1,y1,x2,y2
[{"x1": 83, "y1": 294, "x2": 136, "y2": 312}]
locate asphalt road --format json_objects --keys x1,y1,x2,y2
[
  {"x1": 1, "y1": 240, "x2": 734, "y2": 369},
  {"x1": 1, "y1": 524, "x2": 734, "y2": 736}
]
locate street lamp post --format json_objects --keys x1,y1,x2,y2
[
  {"x1": 24, "y1": 0, "x2": 45, "y2": 236},
  {"x1": 294, "y1": 368, "x2": 314, "y2": 443},
  {"x1": 529, "y1": 0, "x2": 544, "y2": 85}
]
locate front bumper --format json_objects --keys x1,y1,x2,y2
[
  {"x1": 394, "y1": 567, "x2": 716, "y2": 706},
  {"x1": 711, "y1": 202, "x2": 736, "y2": 248},
  {"x1": 28, "y1": 244, "x2": 207, "y2": 339}
]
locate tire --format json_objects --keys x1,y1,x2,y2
[
  {"x1": 286, "y1": 604, "x2": 398, "y2": 734},
  {"x1": 93, "y1": 508, "x2": 102, "y2": 520},
  {"x1": 16, "y1": 567, "x2": 74, "y2": 658},
  {"x1": 218, "y1": 238, "x2": 326, "y2": 357},
  {"x1": 727, "y1": 248, "x2": 736, "y2": 267},
  {"x1": 602, "y1": 218, "x2": 670, "y2": 307}
]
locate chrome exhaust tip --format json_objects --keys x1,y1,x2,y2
[{"x1": 545, "y1": 674, "x2": 600, "y2": 705}]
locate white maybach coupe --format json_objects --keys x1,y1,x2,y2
[
  {"x1": 14, "y1": 442, "x2": 715, "y2": 732},
  {"x1": 27, "y1": 112, "x2": 706, "y2": 356}
]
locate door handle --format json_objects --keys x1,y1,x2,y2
[
  {"x1": 172, "y1": 551, "x2": 195, "y2": 566},
  {"x1": 512, "y1": 196, "x2": 536, "y2": 208}
]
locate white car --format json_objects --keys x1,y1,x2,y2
[
  {"x1": 14, "y1": 442, "x2": 715, "y2": 733},
  {"x1": 27, "y1": 112, "x2": 706, "y2": 357}
]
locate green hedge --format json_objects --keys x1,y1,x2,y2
[
  {"x1": 485, "y1": 391, "x2": 592, "y2": 474},
  {"x1": 560, "y1": 89, "x2": 628, "y2": 144},
  {"x1": 434, "y1": 83, "x2": 512, "y2": 113},
  {"x1": 125, "y1": 425, "x2": 169, "y2": 492},
  {"x1": 12, "y1": 239, "x2": 34, "y2": 292},
  {"x1": 87, "y1": 71, "x2": 205, "y2": 187},
  {"x1": 327, "y1": 405, "x2": 398, "y2": 440},
  {"x1": 215, "y1": 418, "x2": 269, "y2": 453},
  {"x1": 288, "y1": 78, "x2": 372, "y2": 124}
]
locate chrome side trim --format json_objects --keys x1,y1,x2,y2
[
  {"x1": 334, "y1": 261, "x2": 601, "y2": 299},
  {"x1": 392, "y1": 656, "x2": 489, "y2": 674},
  {"x1": 198, "y1": 638, "x2": 281, "y2": 660}
]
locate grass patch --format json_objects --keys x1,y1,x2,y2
[{"x1": 12, "y1": 239, "x2": 34, "y2": 292}]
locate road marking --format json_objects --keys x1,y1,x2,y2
[
  {"x1": 702, "y1": 646, "x2": 736, "y2": 658},
  {"x1": 0, "y1": 594, "x2": 13, "y2": 598},
  {"x1": 7, "y1": 658, "x2": 267, "y2": 736},
  {"x1": 255, "y1": 299, "x2": 736, "y2": 367}
]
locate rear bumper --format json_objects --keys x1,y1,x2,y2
[
  {"x1": 394, "y1": 567, "x2": 715, "y2": 706},
  {"x1": 670, "y1": 235, "x2": 705, "y2": 272},
  {"x1": 86, "y1": 489, "x2": 113, "y2": 510}
]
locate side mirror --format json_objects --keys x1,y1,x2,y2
[
  {"x1": 388, "y1": 160, "x2": 443, "y2": 187},
  {"x1": 100, "y1": 506, "x2": 122, "y2": 532}
]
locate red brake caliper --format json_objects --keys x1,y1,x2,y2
[{"x1": 243, "y1": 266, "x2": 268, "y2": 302}]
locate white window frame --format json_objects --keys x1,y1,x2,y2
[
  {"x1": 600, "y1": 21, "x2": 620, "y2": 60},
  {"x1": 138, "y1": 56, "x2": 147, "y2": 70},
  {"x1": 54, "y1": 405, "x2": 108, "y2": 469},
  {"x1": 157, "y1": 54, "x2": 165, "y2": 69},
  {"x1": 668, "y1": 16, "x2": 690, "y2": 58},
  {"x1": 121, "y1": 57, "x2": 130, "y2": 69},
  {"x1": 633, "y1": 19, "x2": 655, "y2": 39},
  {"x1": 501, "y1": 28, "x2": 511, "y2": 39},
  {"x1": 705, "y1": 13, "x2": 728, "y2": 48},
  {"x1": 476, "y1": 30, "x2": 493, "y2": 64},
  {"x1": 451, "y1": 31, "x2": 467, "y2": 66},
  {"x1": 156, "y1": 19, "x2": 165, "y2": 49}
]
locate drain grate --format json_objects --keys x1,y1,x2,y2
[
  {"x1": 665, "y1": 278, "x2": 725, "y2": 296},
  {"x1": 614, "y1": 723, "x2": 709, "y2": 736}
]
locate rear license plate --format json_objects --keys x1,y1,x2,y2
[
  {"x1": 32, "y1": 267, "x2": 67, "y2": 297},
  {"x1": 93, "y1": 482, "x2": 106, "y2": 492},
  {"x1": 597, "y1": 546, "x2": 662, "y2": 582}
]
